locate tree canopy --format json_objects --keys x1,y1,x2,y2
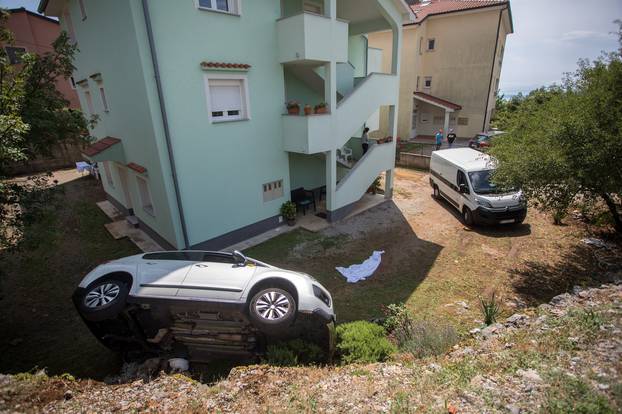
[{"x1": 490, "y1": 22, "x2": 622, "y2": 231}]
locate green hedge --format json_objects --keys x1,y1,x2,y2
[{"x1": 336, "y1": 321, "x2": 396, "y2": 364}]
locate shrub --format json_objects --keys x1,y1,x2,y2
[
  {"x1": 280, "y1": 201, "x2": 297, "y2": 221},
  {"x1": 544, "y1": 373, "x2": 613, "y2": 414},
  {"x1": 479, "y1": 292, "x2": 501, "y2": 325},
  {"x1": 384, "y1": 303, "x2": 458, "y2": 358},
  {"x1": 263, "y1": 339, "x2": 325, "y2": 367},
  {"x1": 336, "y1": 321, "x2": 396, "y2": 364}
]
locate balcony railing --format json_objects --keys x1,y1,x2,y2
[{"x1": 276, "y1": 13, "x2": 348, "y2": 64}]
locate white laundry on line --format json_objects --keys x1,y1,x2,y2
[{"x1": 336, "y1": 250, "x2": 385, "y2": 283}]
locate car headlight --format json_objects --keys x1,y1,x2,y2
[
  {"x1": 476, "y1": 199, "x2": 493, "y2": 208},
  {"x1": 313, "y1": 285, "x2": 331, "y2": 307}
]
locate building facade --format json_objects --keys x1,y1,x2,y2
[
  {"x1": 368, "y1": 0, "x2": 513, "y2": 140},
  {"x1": 5, "y1": 7, "x2": 80, "y2": 108},
  {"x1": 39, "y1": 0, "x2": 413, "y2": 250}
]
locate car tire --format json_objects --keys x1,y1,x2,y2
[
  {"x1": 249, "y1": 288, "x2": 296, "y2": 333},
  {"x1": 462, "y1": 207, "x2": 474, "y2": 226},
  {"x1": 433, "y1": 185, "x2": 441, "y2": 199},
  {"x1": 77, "y1": 279, "x2": 129, "y2": 322}
]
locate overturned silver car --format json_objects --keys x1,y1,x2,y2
[{"x1": 73, "y1": 250, "x2": 335, "y2": 361}]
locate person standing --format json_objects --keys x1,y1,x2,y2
[
  {"x1": 435, "y1": 129, "x2": 444, "y2": 151},
  {"x1": 361, "y1": 127, "x2": 370, "y2": 155},
  {"x1": 447, "y1": 128, "x2": 457, "y2": 148}
]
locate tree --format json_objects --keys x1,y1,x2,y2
[
  {"x1": 490, "y1": 22, "x2": 622, "y2": 231},
  {"x1": 0, "y1": 9, "x2": 91, "y2": 248}
]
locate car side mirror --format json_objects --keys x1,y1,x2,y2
[
  {"x1": 459, "y1": 183, "x2": 469, "y2": 194},
  {"x1": 232, "y1": 250, "x2": 248, "y2": 266}
]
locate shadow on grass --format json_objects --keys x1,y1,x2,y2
[
  {"x1": 246, "y1": 201, "x2": 443, "y2": 323},
  {"x1": 0, "y1": 175, "x2": 140, "y2": 379},
  {"x1": 431, "y1": 194, "x2": 532, "y2": 238},
  {"x1": 509, "y1": 241, "x2": 609, "y2": 305}
]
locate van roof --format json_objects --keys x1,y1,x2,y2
[{"x1": 432, "y1": 148, "x2": 496, "y2": 172}]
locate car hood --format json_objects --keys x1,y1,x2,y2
[{"x1": 478, "y1": 191, "x2": 523, "y2": 209}]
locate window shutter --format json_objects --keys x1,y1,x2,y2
[{"x1": 210, "y1": 84, "x2": 242, "y2": 113}]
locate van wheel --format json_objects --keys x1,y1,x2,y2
[
  {"x1": 462, "y1": 207, "x2": 474, "y2": 226},
  {"x1": 433, "y1": 185, "x2": 440, "y2": 199}
]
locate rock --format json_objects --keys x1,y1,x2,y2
[
  {"x1": 427, "y1": 363, "x2": 441, "y2": 372},
  {"x1": 63, "y1": 390, "x2": 73, "y2": 401},
  {"x1": 517, "y1": 369, "x2": 542, "y2": 384},
  {"x1": 505, "y1": 404, "x2": 521, "y2": 414},
  {"x1": 506, "y1": 313, "x2": 529, "y2": 326},
  {"x1": 597, "y1": 383, "x2": 610, "y2": 390},
  {"x1": 572, "y1": 285, "x2": 585, "y2": 295},
  {"x1": 456, "y1": 301, "x2": 469, "y2": 309},
  {"x1": 504, "y1": 342, "x2": 514, "y2": 349},
  {"x1": 481, "y1": 323, "x2": 504, "y2": 339},
  {"x1": 550, "y1": 293, "x2": 572, "y2": 306},
  {"x1": 469, "y1": 328, "x2": 481, "y2": 335}
]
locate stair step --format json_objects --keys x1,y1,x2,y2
[{"x1": 126, "y1": 215, "x2": 139, "y2": 228}]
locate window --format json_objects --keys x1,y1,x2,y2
[
  {"x1": 418, "y1": 37, "x2": 423, "y2": 55},
  {"x1": 99, "y1": 87, "x2": 109, "y2": 112},
  {"x1": 136, "y1": 176, "x2": 155, "y2": 216},
  {"x1": 420, "y1": 113, "x2": 431, "y2": 124},
  {"x1": 263, "y1": 180, "x2": 284, "y2": 202},
  {"x1": 197, "y1": 0, "x2": 239, "y2": 14},
  {"x1": 5, "y1": 46, "x2": 26, "y2": 64},
  {"x1": 103, "y1": 162, "x2": 114, "y2": 188},
  {"x1": 205, "y1": 76, "x2": 250, "y2": 123},
  {"x1": 83, "y1": 90, "x2": 95, "y2": 115},
  {"x1": 457, "y1": 170, "x2": 470, "y2": 194},
  {"x1": 458, "y1": 117, "x2": 469, "y2": 126},
  {"x1": 69, "y1": 77, "x2": 76, "y2": 89},
  {"x1": 494, "y1": 78, "x2": 500, "y2": 96},
  {"x1": 433, "y1": 116, "x2": 444, "y2": 124},
  {"x1": 78, "y1": 0, "x2": 87, "y2": 20},
  {"x1": 427, "y1": 38, "x2": 436, "y2": 51},
  {"x1": 303, "y1": 1, "x2": 323, "y2": 14},
  {"x1": 416, "y1": 76, "x2": 420, "y2": 91},
  {"x1": 499, "y1": 45, "x2": 504, "y2": 66},
  {"x1": 424, "y1": 76, "x2": 432, "y2": 89}
]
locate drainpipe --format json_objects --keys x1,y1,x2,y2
[
  {"x1": 482, "y1": 8, "x2": 503, "y2": 133},
  {"x1": 141, "y1": 0, "x2": 190, "y2": 249}
]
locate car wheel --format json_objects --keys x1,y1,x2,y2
[
  {"x1": 78, "y1": 279, "x2": 129, "y2": 322},
  {"x1": 249, "y1": 288, "x2": 296, "y2": 333},
  {"x1": 433, "y1": 185, "x2": 441, "y2": 199},
  {"x1": 462, "y1": 207, "x2": 474, "y2": 226}
]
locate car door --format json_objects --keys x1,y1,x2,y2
[
  {"x1": 133, "y1": 252, "x2": 200, "y2": 298},
  {"x1": 176, "y1": 254, "x2": 256, "y2": 301},
  {"x1": 456, "y1": 169, "x2": 471, "y2": 208}
]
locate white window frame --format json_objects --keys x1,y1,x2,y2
[
  {"x1": 427, "y1": 38, "x2": 436, "y2": 51},
  {"x1": 424, "y1": 76, "x2": 432, "y2": 90},
  {"x1": 195, "y1": 0, "x2": 241, "y2": 15},
  {"x1": 78, "y1": 0, "x2": 87, "y2": 20},
  {"x1": 69, "y1": 76, "x2": 77, "y2": 89},
  {"x1": 103, "y1": 161, "x2": 114, "y2": 188},
  {"x1": 83, "y1": 89, "x2": 95, "y2": 115},
  {"x1": 204, "y1": 73, "x2": 251, "y2": 123},
  {"x1": 99, "y1": 86, "x2": 109, "y2": 112},
  {"x1": 136, "y1": 176, "x2": 155, "y2": 217}
]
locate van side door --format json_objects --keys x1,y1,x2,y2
[{"x1": 456, "y1": 169, "x2": 471, "y2": 208}]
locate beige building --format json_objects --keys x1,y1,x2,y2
[{"x1": 368, "y1": 0, "x2": 513, "y2": 140}]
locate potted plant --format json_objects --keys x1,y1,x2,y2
[
  {"x1": 304, "y1": 104, "x2": 313, "y2": 116},
  {"x1": 286, "y1": 100, "x2": 300, "y2": 115},
  {"x1": 386, "y1": 136, "x2": 393, "y2": 143},
  {"x1": 367, "y1": 177, "x2": 382, "y2": 194},
  {"x1": 280, "y1": 201, "x2": 297, "y2": 226},
  {"x1": 314, "y1": 102, "x2": 328, "y2": 114}
]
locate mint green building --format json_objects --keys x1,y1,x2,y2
[{"x1": 39, "y1": 0, "x2": 413, "y2": 250}]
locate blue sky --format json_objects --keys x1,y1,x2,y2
[{"x1": 2, "y1": 0, "x2": 621, "y2": 95}]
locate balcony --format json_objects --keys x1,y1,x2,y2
[
  {"x1": 276, "y1": 13, "x2": 348, "y2": 64},
  {"x1": 282, "y1": 113, "x2": 334, "y2": 154}
]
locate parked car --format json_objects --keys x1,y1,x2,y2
[
  {"x1": 468, "y1": 130, "x2": 506, "y2": 149},
  {"x1": 429, "y1": 148, "x2": 527, "y2": 226},
  {"x1": 73, "y1": 250, "x2": 335, "y2": 361}
]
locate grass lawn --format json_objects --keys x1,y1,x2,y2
[{"x1": 0, "y1": 173, "x2": 140, "y2": 379}]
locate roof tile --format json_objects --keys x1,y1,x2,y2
[
  {"x1": 414, "y1": 91, "x2": 462, "y2": 110},
  {"x1": 408, "y1": 0, "x2": 507, "y2": 24},
  {"x1": 82, "y1": 137, "x2": 121, "y2": 157},
  {"x1": 127, "y1": 162, "x2": 147, "y2": 174}
]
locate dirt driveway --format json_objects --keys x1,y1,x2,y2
[{"x1": 248, "y1": 168, "x2": 599, "y2": 327}]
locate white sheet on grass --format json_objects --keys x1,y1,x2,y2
[{"x1": 336, "y1": 250, "x2": 385, "y2": 283}]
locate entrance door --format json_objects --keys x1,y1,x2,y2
[
  {"x1": 411, "y1": 99, "x2": 418, "y2": 138},
  {"x1": 116, "y1": 166, "x2": 133, "y2": 212}
]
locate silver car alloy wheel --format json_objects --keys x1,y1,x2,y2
[
  {"x1": 85, "y1": 283, "x2": 120, "y2": 309},
  {"x1": 255, "y1": 291, "x2": 290, "y2": 320}
]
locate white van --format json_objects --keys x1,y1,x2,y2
[{"x1": 429, "y1": 148, "x2": 527, "y2": 225}]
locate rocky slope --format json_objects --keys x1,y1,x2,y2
[{"x1": 1, "y1": 284, "x2": 620, "y2": 413}]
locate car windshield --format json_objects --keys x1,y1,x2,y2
[{"x1": 468, "y1": 170, "x2": 503, "y2": 194}]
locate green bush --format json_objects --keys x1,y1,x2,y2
[
  {"x1": 263, "y1": 339, "x2": 325, "y2": 366},
  {"x1": 544, "y1": 373, "x2": 613, "y2": 414},
  {"x1": 384, "y1": 303, "x2": 458, "y2": 358},
  {"x1": 336, "y1": 321, "x2": 396, "y2": 364}
]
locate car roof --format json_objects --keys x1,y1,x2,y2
[{"x1": 432, "y1": 148, "x2": 496, "y2": 172}]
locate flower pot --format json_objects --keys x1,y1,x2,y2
[
  {"x1": 304, "y1": 106, "x2": 313, "y2": 116},
  {"x1": 286, "y1": 218, "x2": 296, "y2": 226},
  {"x1": 287, "y1": 107, "x2": 300, "y2": 115},
  {"x1": 315, "y1": 106, "x2": 327, "y2": 114}
]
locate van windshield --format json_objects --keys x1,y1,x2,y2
[{"x1": 468, "y1": 170, "x2": 507, "y2": 195}]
